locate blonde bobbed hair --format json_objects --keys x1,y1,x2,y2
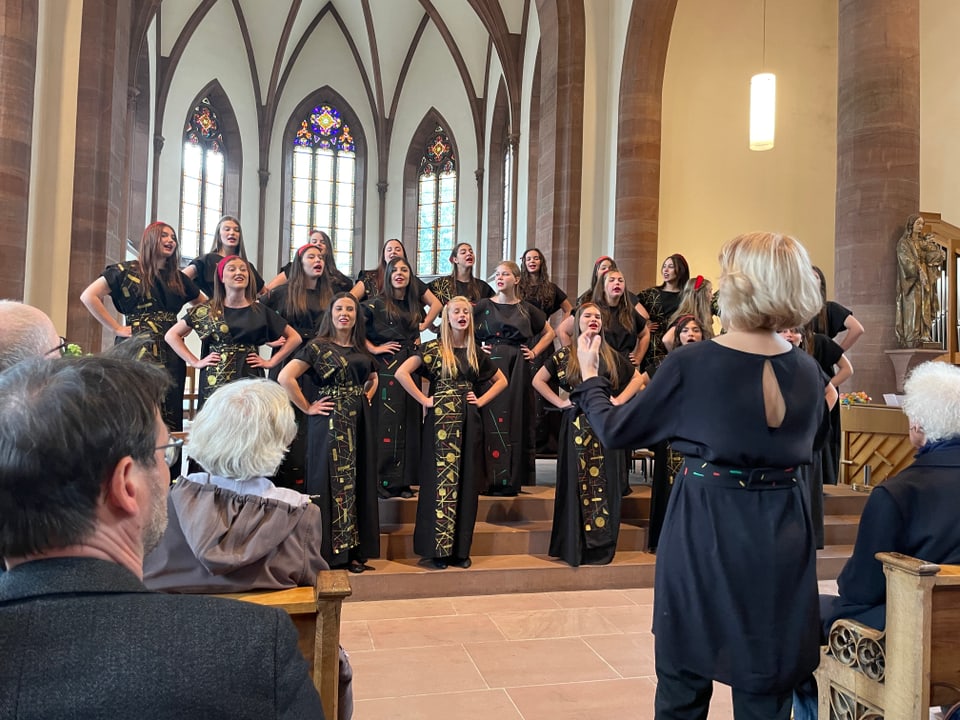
[
  {"x1": 717, "y1": 232, "x2": 822, "y2": 331},
  {"x1": 187, "y1": 378, "x2": 297, "y2": 480}
]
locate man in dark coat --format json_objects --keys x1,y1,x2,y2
[{"x1": 0, "y1": 355, "x2": 324, "y2": 720}]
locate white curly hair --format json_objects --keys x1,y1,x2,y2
[{"x1": 902, "y1": 361, "x2": 960, "y2": 442}]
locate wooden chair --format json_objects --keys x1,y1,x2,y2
[
  {"x1": 630, "y1": 448, "x2": 655, "y2": 480},
  {"x1": 183, "y1": 366, "x2": 199, "y2": 421},
  {"x1": 815, "y1": 552, "x2": 960, "y2": 719},
  {"x1": 218, "y1": 571, "x2": 353, "y2": 720}
]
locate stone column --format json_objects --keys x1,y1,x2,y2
[
  {"x1": 614, "y1": 0, "x2": 678, "y2": 289},
  {"x1": 67, "y1": 0, "x2": 132, "y2": 352},
  {"x1": 0, "y1": 0, "x2": 39, "y2": 300},
  {"x1": 535, "y1": 0, "x2": 585, "y2": 299},
  {"x1": 835, "y1": 0, "x2": 919, "y2": 398}
]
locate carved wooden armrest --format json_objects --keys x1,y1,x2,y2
[{"x1": 825, "y1": 618, "x2": 886, "y2": 682}]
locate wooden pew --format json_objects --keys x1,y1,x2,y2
[
  {"x1": 218, "y1": 571, "x2": 352, "y2": 720},
  {"x1": 815, "y1": 552, "x2": 960, "y2": 719}
]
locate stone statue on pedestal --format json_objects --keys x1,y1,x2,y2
[{"x1": 896, "y1": 214, "x2": 946, "y2": 347}]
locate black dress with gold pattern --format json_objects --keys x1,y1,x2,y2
[
  {"x1": 184, "y1": 303, "x2": 289, "y2": 406},
  {"x1": 473, "y1": 299, "x2": 546, "y2": 494},
  {"x1": 296, "y1": 340, "x2": 380, "y2": 566},
  {"x1": 363, "y1": 296, "x2": 422, "y2": 497},
  {"x1": 101, "y1": 261, "x2": 200, "y2": 431},
  {"x1": 412, "y1": 340, "x2": 497, "y2": 562},
  {"x1": 543, "y1": 346, "x2": 633, "y2": 566},
  {"x1": 427, "y1": 276, "x2": 494, "y2": 305}
]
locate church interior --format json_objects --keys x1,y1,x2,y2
[{"x1": 3, "y1": 0, "x2": 960, "y2": 717}]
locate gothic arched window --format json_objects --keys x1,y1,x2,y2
[
  {"x1": 180, "y1": 97, "x2": 225, "y2": 259},
  {"x1": 289, "y1": 102, "x2": 356, "y2": 273},
  {"x1": 415, "y1": 125, "x2": 457, "y2": 276}
]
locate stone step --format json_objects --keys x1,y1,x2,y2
[
  {"x1": 824, "y1": 514, "x2": 863, "y2": 546},
  {"x1": 356, "y1": 476, "x2": 868, "y2": 601},
  {"x1": 378, "y1": 520, "x2": 648, "y2": 560},
  {"x1": 346, "y1": 545, "x2": 856, "y2": 602},
  {"x1": 376, "y1": 483, "x2": 869, "y2": 525}
]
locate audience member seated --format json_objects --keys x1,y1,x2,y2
[
  {"x1": 0, "y1": 299, "x2": 61, "y2": 371},
  {"x1": 794, "y1": 360, "x2": 960, "y2": 719},
  {"x1": 143, "y1": 377, "x2": 353, "y2": 720},
  {"x1": 0, "y1": 355, "x2": 324, "y2": 719}
]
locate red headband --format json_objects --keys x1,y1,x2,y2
[
  {"x1": 296, "y1": 243, "x2": 320, "y2": 257},
  {"x1": 595, "y1": 255, "x2": 614, "y2": 268},
  {"x1": 216, "y1": 255, "x2": 242, "y2": 281},
  {"x1": 694, "y1": 275, "x2": 705, "y2": 290},
  {"x1": 675, "y1": 314, "x2": 698, "y2": 329}
]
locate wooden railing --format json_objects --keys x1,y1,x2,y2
[{"x1": 815, "y1": 553, "x2": 960, "y2": 719}]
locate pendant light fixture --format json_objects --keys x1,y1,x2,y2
[{"x1": 749, "y1": 0, "x2": 775, "y2": 151}]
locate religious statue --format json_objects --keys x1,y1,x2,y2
[{"x1": 896, "y1": 214, "x2": 946, "y2": 347}]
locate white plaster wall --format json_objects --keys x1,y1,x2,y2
[
  {"x1": 660, "y1": 0, "x2": 837, "y2": 286},
  {"x1": 265, "y1": 13, "x2": 379, "y2": 276},
  {"x1": 386, "y1": 22, "x2": 480, "y2": 273},
  {"x1": 156, "y1": 0, "x2": 261, "y2": 263},
  {"x1": 920, "y1": 1, "x2": 960, "y2": 228}
]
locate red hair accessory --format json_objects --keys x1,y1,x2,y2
[
  {"x1": 296, "y1": 243, "x2": 319, "y2": 257},
  {"x1": 595, "y1": 255, "x2": 614, "y2": 268},
  {"x1": 694, "y1": 275, "x2": 705, "y2": 290},
  {"x1": 216, "y1": 255, "x2": 242, "y2": 281},
  {"x1": 675, "y1": 314, "x2": 698, "y2": 329}
]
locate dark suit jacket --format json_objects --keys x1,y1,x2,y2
[
  {"x1": 821, "y1": 442, "x2": 960, "y2": 634},
  {"x1": 0, "y1": 557, "x2": 324, "y2": 720}
]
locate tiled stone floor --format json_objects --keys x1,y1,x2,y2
[{"x1": 342, "y1": 580, "x2": 840, "y2": 719}]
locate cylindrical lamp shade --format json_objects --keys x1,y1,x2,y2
[{"x1": 749, "y1": 72, "x2": 776, "y2": 151}]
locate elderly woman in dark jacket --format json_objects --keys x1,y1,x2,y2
[
  {"x1": 143, "y1": 377, "x2": 353, "y2": 720},
  {"x1": 793, "y1": 360, "x2": 960, "y2": 720}
]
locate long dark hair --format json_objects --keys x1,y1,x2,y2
[
  {"x1": 519, "y1": 247, "x2": 554, "y2": 308},
  {"x1": 577, "y1": 256, "x2": 618, "y2": 306},
  {"x1": 591, "y1": 269, "x2": 634, "y2": 332},
  {"x1": 139, "y1": 222, "x2": 185, "y2": 299},
  {"x1": 210, "y1": 215, "x2": 250, "y2": 260},
  {"x1": 285, "y1": 245, "x2": 333, "y2": 321},
  {"x1": 310, "y1": 229, "x2": 351, "y2": 288},
  {"x1": 659, "y1": 253, "x2": 690, "y2": 290},
  {"x1": 564, "y1": 303, "x2": 621, "y2": 388},
  {"x1": 315, "y1": 292, "x2": 368, "y2": 353},
  {"x1": 374, "y1": 239, "x2": 408, "y2": 295},
  {"x1": 211, "y1": 256, "x2": 259, "y2": 317},
  {"x1": 811, "y1": 265, "x2": 828, "y2": 335},
  {"x1": 448, "y1": 243, "x2": 484, "y2": 301},
  {"x1": 382, "y1": 257, "x2": 422, "y2": 323}
]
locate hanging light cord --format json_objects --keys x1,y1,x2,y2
[{"x1": 762, "y1": 0, "x2": 767, "y2": 70}]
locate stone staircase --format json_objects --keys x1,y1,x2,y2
[{"x1": 349, "y1": 465, "x2": 868, "y2": 602}]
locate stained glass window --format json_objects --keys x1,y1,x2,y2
[
  {"x1": 290, "y1": 103, "x2": 356, "y2": 274},
  {"x1": 180, "y1": 97, "x2": 225, "y2": 259},
  {"x1": 416, "y1": 125, "x2": 457, "y2": 276}
]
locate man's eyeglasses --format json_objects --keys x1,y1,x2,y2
[
  {"x1": 46, "y1": 337, "x2": 69, "y2": 357},
  {"x1": 156, "y1": 436, "x2": 185, "y2": 467}
]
